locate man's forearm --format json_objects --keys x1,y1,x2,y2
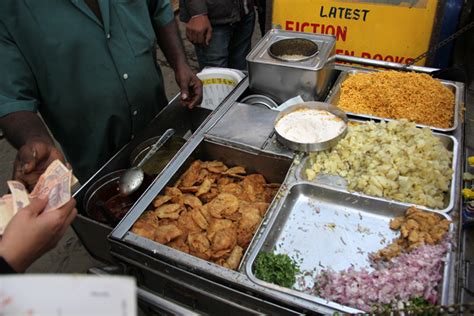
[
  {"x1": 0, "y1": 111, "x2": 53, "y2": 149},
  {"x1": 155, "y1": 20, "x2": 189, "y2": 72}
]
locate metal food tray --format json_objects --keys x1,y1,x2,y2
[
  {"x1": 325, "y1": 69, "x2": 461, "y2": 133},
  {"x1": 245, "y1": 182, "x2": 454, "y2": 313},
  {"x1": 122, "y1": 139, "x2": 293, "y2": 269},
  {"x1": 297, "y1": 132, "x2": 459, "y2": 213}
]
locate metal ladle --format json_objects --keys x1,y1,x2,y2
[{"x1": 118, "y1": 128, "x2": 175, "y2": 196}]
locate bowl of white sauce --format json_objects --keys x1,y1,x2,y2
[{"x1": 274, "y1": 102, "x2": 347, "y2": 152}]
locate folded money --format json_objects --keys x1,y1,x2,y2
[{"x1": 0, "y1": 160, "x2": 76, "y2": 234}]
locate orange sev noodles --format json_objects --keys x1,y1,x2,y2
[{"x1": 337, "y1": 71, "x2": 455, "y2": 128}]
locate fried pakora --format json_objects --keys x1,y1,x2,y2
[
  {"x1": 374, "y1": 206, "x2": 451, "y2": 261},
  {"x1": 131, "y1": 160, "x2": 281, "y2": 270}
]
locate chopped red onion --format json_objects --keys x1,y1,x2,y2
[{"x1": 302, "y1": 241, "x2": 448, "y2": 312}]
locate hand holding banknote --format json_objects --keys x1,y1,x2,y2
[
  {"x1": 13, "y1": 139, "x2": 65, "y2": 192},
  {"x1": 0, "y1": 198, "x2": 77, "y2": 272},
  {"x1": 0, "y1": 160, "x2": 78, "y2": 234}
]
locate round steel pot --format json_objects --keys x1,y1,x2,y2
[
  {"x1": 274, "y1": 101, "x2": 348, "y2": 152},
  {"x1": 83, "y1": 170, "x2": 150, "y2": 225},
  {"x1": 130, "y1": 135, "x2": 185, "y2": 176},
  {"x1": 241, "y1": 94, "x2": 279, "y2": 109},
  {"x1": 268, "y1": 38, "x2": 319, "y2": 62}
]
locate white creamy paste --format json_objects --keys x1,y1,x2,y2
[{"x1": 275, "y1": 109, "x2": 345, "y2": 143}]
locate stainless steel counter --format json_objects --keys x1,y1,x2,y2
[{"x1": 72, "y1": 56, "x2": 472, "y2": 313}]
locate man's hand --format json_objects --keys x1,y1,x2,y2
[
  {"x1": 186, "y1": 15, "x2": 212, "y2": 46},
  {"x1": 175, "y1": 65, "x2": 203, "y2": 109},
  {"x1": 0, "y1": 198, "x2": 77, "y2": 272},
  {"x1": 13, "y1": 138, "x2": 65, "y2": 191}
]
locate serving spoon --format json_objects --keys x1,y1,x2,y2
[{"x1": 118, "y1": 128, "x2": 175, "y2": 196}]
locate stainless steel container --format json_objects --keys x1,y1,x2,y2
[
  {"x1": 245, "y1": 183, "x2": 454, "y2": 313},
  {"x1": 325, "y1": 69, "x2": 462, "y2": 133},
  {"x1": 274, "y1": 102, "x2": 348, "y2": 152},
  {"x1": 246, "y1": 29, "x2": 336, "y2": 103}
]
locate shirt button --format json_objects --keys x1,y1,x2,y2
[
  {"x1": 123, "y1": 73, "x2": 129, "y2": 80},
  {"x1": 132, "y1": 110, "x2": 138, "y2": 116},
  {"x1": 131, "y1": 134, "x2": 135, "y2": 140},
  {"x1": 106, "y1": 33, "x2": 111, "y2": 39}
]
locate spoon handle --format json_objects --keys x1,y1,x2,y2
[{"x1": 137, "y1": 128, "x2": 175, "y2": 168}]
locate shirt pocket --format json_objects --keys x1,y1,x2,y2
[{"x1": 112, "y1": 1, "x2": 156, "y2": 56}]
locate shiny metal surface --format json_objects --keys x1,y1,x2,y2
[
  {"x1": 268, "y1": 38, "x2": 319, "y2": 62},
  {"x1": 123, "y1": 138, "x2": 293, "y2": 271},
  {"x1": 273, "y1": 102, "x2": 348, "y2": 152},
  {"x1": 111, "y1": 245, "x2": 307, "y2": 315},
  {"x1": 130, "y1": 136, "x2": 186, "y2": 173},
  {"x1": 334, "y1": 54, "x2": 439, "y2": 73},
  {"x1": 247, "y1": 29, "x2": 336, "y2": 103},
  {"x1": 71, "y1": 61, "x2": 465, "y2": 313},
  {"x1": 244, "y1": 183, "x2": 454, "y2": 312},
  {"x1": 73, "y1": 94, "x2": 212, "y2": 262},
  {"x1": 325, "y1": 69, "x2": 461, "y2": 133},
  {"x1": 297, "y1": 131, "x2": 459, "y2": 213},
  {"x1": 111, "y1": 78, "x2": 250, "y2": 239},
  {"x1": 118, "y1": 128, "x2": 175, "y2": 196},
  {"x1": 241, "y1": 94, "x2": 279, "y2": 109}
]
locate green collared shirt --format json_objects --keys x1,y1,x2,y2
[{"x1": 0, "y1": 0, "x2": 173, "y2": 182}]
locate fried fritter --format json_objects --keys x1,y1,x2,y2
[
  {"x1": 240, "y1": 201, "x2": 270, "y2": 217},
  {"x1": 154, "y1": 224, "x2": 182, "y2": 244},
  {"x1": 217, "y1": 176, "x2": 233, "y2": 186},
  {"x1": 223, "y1": 166, "x2": 246, "y2": 176},
  {"x1": 196, "y1": 168, "x2": 210, "y2": 185},
  {"x1": 211, "y1": 229, "x2": 237, "y2": 253},
  {"x1": 188, "y1": 232, "x2": 211, "y2": 260},
  {"x1": 155, "y1": 203, "x2": 182, "y2": 219},
  {"x1": 196, "y1": 178, "x2": 213, "y2": 197},
  {"x1": 241, "y1": 174, "x2": 266, "y2": 202},
  {"x1": 207, "y1": 219, "x2": 234, "y2": 240},
  {"x1": 199, "y1": 187, "x2": 219, "y2": 203},
  {"x1": 207, "y1": 193, "x2": 239, "y2": 218},
  {"x1": 219, "y1": 183, "x2": 243, "y2": 196},
  {"x1": 168, "y1": 237, "x2": 190, "y2": 254},
  {"x1": 190, "y1": 208, "x2": 209, "y2": 230},
  {"x1": 205, "y1": 161, "x2": 228, "y2": 173},
  {"x1": 237, "y1": 206, "x2": 262, "y2": 248},
  {"x1": 181, "y1": 160, "x2": 202, "y2": 187},
  {"x1": 131, "y1": 221, "x2": 157, "y2": 240},
  {"x1": 180, "y1": 194, "x2": 203, "y2": 209},
  {"x1": 132, "y1": 160, "x2": 281, "y2": 270},
  {"x1": 153, "y1": 195, "x2": 172, "y2": 208},
  {"x1": 223, "y1": 245, "x2": 243, "y2": 270},
  {"x1": 374, "y1": 206, "x2": 451, "y2": 261},
  {"x1": 177, "y1": 210, "x2": 202, "y2": 234},
  {"x1": 165, "y1": 187, "x2": 183, "y2": 203}
]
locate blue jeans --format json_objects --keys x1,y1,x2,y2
[{"x1": 195, "y1": 12, "x2": 256, "y2": 71}]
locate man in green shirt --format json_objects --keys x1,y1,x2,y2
[{"x1": 0, "y1": 0, "x2": 202, "y2": 188}]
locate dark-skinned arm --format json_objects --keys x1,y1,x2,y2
[
  {"x1": 0, "y1": 114, "x2": 64, "y2": 192},
  {"x1": 0, "y1": 21, "x2": 64, "y2": 191},
  {"x1": 147, "y1": 1, "x2": 202, "y2": 108},
  {"x1": 0, "y1": 111, "x2": 53, "y2": 149},
  {"x1": 180, "y1": 0, "x2": 212, "y2": 46}
]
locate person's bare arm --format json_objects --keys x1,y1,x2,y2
[
  {"x1": 154, "y1": 20, "x2": 203, "y2": 109},
  {"x1": 0, "y1": 111, "x2": 52, "y2": 149},
  {"x1": 0, "y1": 112, "x2": 64, "y2": 191},
  {"x1": 0, "y1": 21, "x2": 65, "y2": 190},
  {"x1": 186, "y1": 15, "x2": 212, "y2": 46}
]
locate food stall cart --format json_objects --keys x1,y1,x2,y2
[{"x1": 72, "y1": 29, "x2": 473, "y2": 314}]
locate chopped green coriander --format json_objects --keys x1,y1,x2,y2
[{"x1": 254, "y1": 251, "x2": 300, "y2": 288}]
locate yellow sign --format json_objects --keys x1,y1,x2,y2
[{"x1": 271, "y1": 0, "x2": 439, "y2": 65}]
